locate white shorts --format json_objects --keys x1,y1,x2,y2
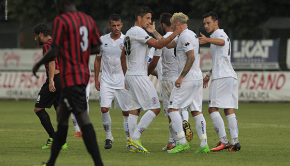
[
  {"x1": 161, "y1": 78, "x2": 176, "y2": 116},
  {"x1": 99, "y1": 83, "x2": 131, "y2": 111},
  {"x1": 125, "y1": 75, "x2": 160, "y2": 111},
  {"x1": 168, "y1": 80, "x2": 203, "y2": 112},
  {"x1": 209, "y1": 77, "x2": 238, "y2": 109}
]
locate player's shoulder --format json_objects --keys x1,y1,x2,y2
[
  {"x1": 43, "y1": 39, "x2": 53, "y2": 47},
  {"x1": 180, "y1": 29, "x2": 196, "y2": 39},
  {"x1": 212, "y1": 29, "x2": 227, "y2": 38},
  {"x1": 101, "y1": 33, "x2": 110, "y2": 40}
]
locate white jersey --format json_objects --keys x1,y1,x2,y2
[
  {"x1": 148, "y1": 47, "x2": 162, "y2": 81},
  {"x1": 210, "y1": 29, "x2": 237, "y2": 80},
  {"x1": 154, "y1": 32, "x2": 178, "y2": 80},
  {"x1": 175, "y1": 29, "x2": 202, "y2": 81},
  {"x1": 97, "y1": 33, "x2": 125, "y2": 89},
  {"x1": 125, "y1": 26, "x2": 152, "y2": 76}
]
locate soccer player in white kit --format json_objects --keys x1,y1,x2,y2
[
  {"x1": 199, "y1": 11, "x2": 241, "y2": 152},
  {"x1": 148, "y1": 13, "x2": 192, "y2": 151},
  {"x1": 94, "y1": 14, "x2": 131, "y2": 149},
  {"x1": 161, "y1": 12, "x2": 209, "y2": 153},
  {"x1": 120, "y1": 6, "x2": 182, "y2": 153}
]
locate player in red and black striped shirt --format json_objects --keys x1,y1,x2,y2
[
  {"x1": 33, "y1": 23, "x2": 63, "y2": 150},
  {"x1": 32, "y1": 0, "x2": 103, "y2": 165}
]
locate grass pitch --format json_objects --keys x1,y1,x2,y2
[{"x1": 0, "y1": 101, "x2": 289, "y2": 166}]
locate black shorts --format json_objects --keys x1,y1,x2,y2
[
  {"x1": 60, "y1": 85, "x2": 88, "y2": 115},
  {"x1": 35, "y1": 74, "x2": 61, "y2": 109}
]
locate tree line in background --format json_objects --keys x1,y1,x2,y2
[{"x1": 5, "y1": 0, "x2": 290, "y2": 40}]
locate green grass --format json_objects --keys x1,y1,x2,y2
[{"x1": 0, "y1": 101, "x2": 290, "y2": 166}]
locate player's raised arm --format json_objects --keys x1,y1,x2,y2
[{"x1": 198, "y1": 33, "x2": 225, "y2": 46}]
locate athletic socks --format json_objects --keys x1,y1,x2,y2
[
  {"x1": 132, "y1": 110, "x2": 156, "y2": 140},
  {"x1": 128, "y1": 114, "x2": 138, "y2": 139},
  {"x1": 81, "y1": 124, "x2": 103, "y2": 166},
  {"x1": 210, "y1": 111, "x2": 228, "y2": 143},
  {"x1": 180, "y1": 108, "x2": 189, "y2": 122},
  {"x1": 169, "y1": 111, "x2": 186, "y2": 145},
  {"x1": 194, "y1": 114, "x2": 208, "y2": 147},
  {"x1": 71, "y1": 113, "x2": 81, "y2": 132},
  {"x1": 226, "y1": 113, "x2": 239, "y2": 145},
  {"x1": 123, "y1": 115, "x2": 130, "y2": 140},
  {"x1": 101, "y1": 112, "x2": 112, "y2": 139},
  {"x1": 35, "y1": 109, "x2": 55, "y2": 138},
  {"x1": 46, "y1": 125, "x2": 68, "y2": 166},
  {"x1": 169, "y1": 122, "x2": 177, "y2": 143}
]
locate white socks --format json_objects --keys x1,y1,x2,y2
[
  {"x1": 123, "y1": 115, "x2": 130, "y2": 140},
  {"x1": 210, "y1": 111, "x2": 228, "y2": 143},
  {"x1": 71, "y1": 113, "x2": 80, "y2": 132},
  {"x1": 168, "y1": 122, "x2": 176, "y2": 143},
  {"x1": 169, "y1": 111, "x2": 186, "y2": 145},
  {"x1": 101, "y1": 111, "x2": 112, "y2": 139},
  {"x1": 180, "y1": 108, "x2": 189, "y2": 122},
  {"x1": 132, "y1": 110, "x2": 156, "y2": 140},
  {"x1": 128, "y1": 114, "x2": 138, "y2": 139},
  {"x1": 194, "y1": 114, "x2": 207, "y2": 147},
  {"x1": 227, "y1": 113, "x2": 239, "y2": 145}
]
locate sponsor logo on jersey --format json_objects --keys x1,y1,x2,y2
[
  {"x1": 145, "y1": 36, "x2": 149, "y2": 39},
  {"x1": 185, "y1": 42, "x2": 190, "y2": 46},
  {"x1": 104, "y1": 43, "x2": 108, "y2": 47},
  {"x1": 120, "y1": 43, "x2": 124, "y2": 50},
  {"x1": 152, "y1": 97, "x2": 157, "y2": 104}
]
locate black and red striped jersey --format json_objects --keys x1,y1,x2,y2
[
  {"x1": 51, "y1": 11, "x2": 101, "y2": 88},
  {"x1": 42, "y1": 39, "x2": 60, "y2": 76}
]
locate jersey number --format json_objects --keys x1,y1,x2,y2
[
  {"x1": 80, "y1": 26, "x2": 88, "y2": 51},
  {"x1": 124, "y1": 36, "x2": 131, "y2": 56}
]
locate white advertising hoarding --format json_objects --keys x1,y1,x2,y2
[{"x1": 0, "y1": 71, "x2": 289, "y2": 102}]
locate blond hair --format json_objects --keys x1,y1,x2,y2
[{"x1": 170, "y1": 12, "x2": 189, "y2": 25}]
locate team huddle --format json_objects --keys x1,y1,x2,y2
[{"x1": 32, "y1": 0, "x2": 240, "y2": 166}]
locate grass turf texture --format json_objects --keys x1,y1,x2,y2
[{"x1": 0, "y1": 101, "x2": 289, "y2": 166}]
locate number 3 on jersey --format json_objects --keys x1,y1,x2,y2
[{"x1": 80, "y1": 26, "x2": 88, "y2": 51}]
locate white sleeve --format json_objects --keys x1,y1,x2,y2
[
  {"x1": 154, "y1": 48, "x2": 162, "y2": 57},
  {"x1": 180, "y1": 34, "x2": 194, "y2": 53},
  {"x1": 135, "y1": 28, "x2": 152, "y2": 44},
  {"x1": 215, "y1": 30, "x2": 227, "y2": 41}
]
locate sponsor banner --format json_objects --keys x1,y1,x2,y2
[
  {"x1": 237, "y1": 71, "x2": 289, "y2": 101},
  {"x1": 0, "y1": 71, "x2": 160, "y2": 101},
  {"x1": 0, "y1": 49, "x2": 96, "y2": 71},
  {"x1": 231, "y1": 40, "x2": 280, "y2": 70},
  {"x1": 1, "y1": 71, "x2": 289, "y2": 102}
]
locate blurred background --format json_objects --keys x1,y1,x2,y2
[{"x1": 1, "y1": 0, "x2": 290, "y2": 102}]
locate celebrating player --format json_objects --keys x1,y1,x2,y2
[
  {"x1": 148, "y1": 13, "x2": 192, "y2": 151},
  {"x1": 121, "y1": 6, "x2": 182, "y2": 153},
  {"x1": 199, "y1": 11, "x2": 241, "y2": 152},
  {"x1": 158, "y1": 12, "x2": 209, "y2": 153}
]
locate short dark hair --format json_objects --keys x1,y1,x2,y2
[
  {"x1": 202, "y1": 11, "x2": 219, "y2": 21},
  {"x1": 33, "y1": 23, "x2": 51, "y2": 37},
  {"x1": 135, "y1": 6, "x2": 152, "y2": 21},
  {"x1": 109, "y1": 14, "x2": 121, "y2": 23},
  {"x1": 160, "y1": 13, "x2": 172, "y2": 27}
]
